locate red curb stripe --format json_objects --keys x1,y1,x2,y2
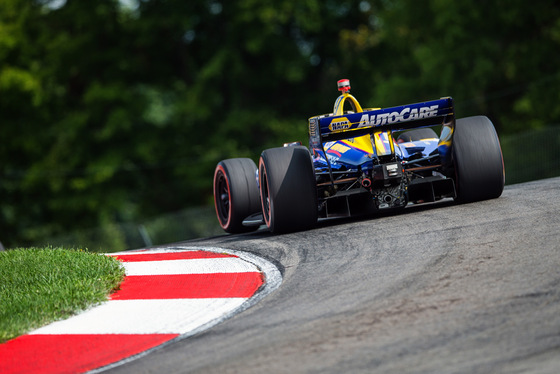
[
  {"x1": 0, "y1": 333, "x2": 179, "y2": 374},
  {"x1": 110, "y1": 250, "x2": 235, "y2": 262},
  {"x1": 110, "y1": 272, "x2": 264, "y2": 300}
]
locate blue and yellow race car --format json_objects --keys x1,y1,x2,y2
[{"x1": 213, "y1": 79, "x2": 504, "y2": 234}]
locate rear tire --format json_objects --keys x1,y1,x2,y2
[
  {"x1": 213, "y1": 158, "x2": 261, "y2": 233},
  {"x1": 259, "y1": 146, "x2": 318, "y2": 233},
  {"x1": 452, "y1": 116, "x2": 505, "y2": 202},
  {"x1": 397, "y1": 128, "x2": 438, "y2": 142}
]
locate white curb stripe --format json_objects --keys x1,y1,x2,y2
[
  {"x1": 29, "y1": 298, "x2": 247, "y2": 335},
  {"x1": 122, "y1": 257, "x2": 258, "y2": 276}
]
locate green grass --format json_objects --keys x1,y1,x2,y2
[{"x1": 0, "y1": 247, "x2": 125, "y2": 343}]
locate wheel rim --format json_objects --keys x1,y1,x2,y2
[{"x1": 215, "y1": 170, "x2": 231, "y2": 227}]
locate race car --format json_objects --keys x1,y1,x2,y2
[{"x1": 213, "y1": 79, "x2": 504, "y2": 234}]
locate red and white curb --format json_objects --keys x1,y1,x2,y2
[{"x1": 0, "y1": 246, "x2": 281, "y2": 374}]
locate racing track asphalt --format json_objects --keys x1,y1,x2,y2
[{"x1": 107, "y1": 177, "x2": 560, "y2": 374}]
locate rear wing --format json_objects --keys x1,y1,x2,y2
[{"x1": 309, "y1": 97, "x2": 455, "y2": 145}]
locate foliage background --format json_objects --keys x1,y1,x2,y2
[{"x1": 2, "y1": 0, "x2": 560, "y2": 250}]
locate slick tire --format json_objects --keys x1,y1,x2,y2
[
  {"x1": 452, "y1": 116, "x2": 505, "y2": 203},
  {"x1": 259, "y1": 146, "x2": 318, "y2": 233},
  {"x1": 397, "y1": 128, "x2": 438, "y2": 142},
  {"x1": 213, "y1": 158, "x2": 261, "y2": 233}
]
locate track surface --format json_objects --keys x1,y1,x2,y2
[{"x1": 109, "y1": 177, "x2": 560, "y2": 373}]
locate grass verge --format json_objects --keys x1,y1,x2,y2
[{"x1": 0, "y1": 247, "x2": 125, "y2": 343}]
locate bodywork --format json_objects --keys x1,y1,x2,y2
[{"x1": 308, "y1": 90, "x2": 457, "y2": 218}]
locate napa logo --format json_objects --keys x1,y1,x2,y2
[{"x1": 329, "y1": 117, "x2": 350, "y2": 132}]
